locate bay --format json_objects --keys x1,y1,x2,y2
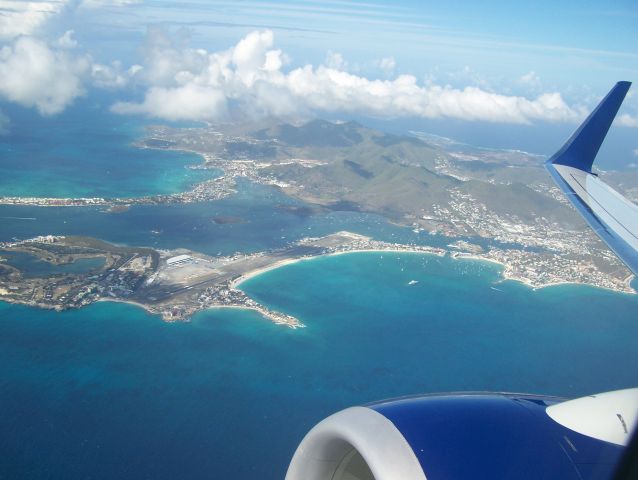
[{"x1": 1, "y1": 252, "x2": 636, "y2": 479}]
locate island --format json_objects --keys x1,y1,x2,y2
[
  {"x1": 1, "y1": 231, "x2": 633, "y2": 328},
  {"x1": 1, "y1": 119, "x2": 636, "y2": 299}
]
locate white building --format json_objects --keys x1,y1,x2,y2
[{"x1": 166, "y1": 254, "x2": 193, "y2": 267}]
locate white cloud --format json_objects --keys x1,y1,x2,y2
[
  {"x1": 91, "y1": 61, "x2": 140, "y2": 88},
  {"x1": 0, "y1": 0, "x2": 135, "y2": 41},
  {"x1": 0, "y1": 5, "x2": 91, "y2": 115},
  {"x1": 79, "y1": 0, "x2": 141, "y2": 7},
  {"x1": 0, "y1": 36, "x2": 89, "y2": 115},
  {"x1": 137, "y1": 26, "x2": 209, "y2": 87},
  {"x1": 518, "y1": 70, "x2": 541, "y2": 90},
  {"x1": 633, "y1": 149, "x2": 638, "y2": 157},
  {"x1": 112, "y1": 29, "x2": 583, "y2": 125},
  {"x1": 112, "y1": 84, "x2": 227, "y2": 121},
  {"x1": 56, "y1": 29, "x2": 77, "y2": 49},
  {"x1": 376, "y1": 56, "x2": 396, "y2": 73},
  {"x1": 519, "y1": 71, "x2": 539, "y2": 84},
  {"x1": 617, "y1": 113, "x2": 638, "y2": 127},
  {"x1": 0, "y1": 0, "x2": 68, "y2": 40},
  {"x1": 324, "y1": 50, "x2": 347, "y2": 71}
]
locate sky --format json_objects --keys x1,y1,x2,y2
[{"x1": 0, "y1": 0, "x2": 637, "y2": 163}]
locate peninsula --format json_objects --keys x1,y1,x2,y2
[
  {"x1": 0, "y1": 232, "x2": 445, "y2": 327},
  {"x1": 1, "y1": 232, "x2": 633, "y2": 328}
]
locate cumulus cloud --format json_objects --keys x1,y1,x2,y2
[
  {"x1": 91, "y1": 61, "x2": 141, "y2": 88},
  {"x1": 112, "y1": 29, "x2": 583, "y2": 125},
  {"x1": 112, "y1": 84, "x2": 227, "y2": 121},
  {"x1": 376, "y1": 56, "x2": 396, "y2": 74},
  {"x1": 0, "y1": 0, "x2": 69, "y2": 40},
  {"x1": 617, "y1": 113, "x2": 638, "y2": 127},
  {"x1": 518, "y1": 70, "x2": 541, "y2": 89},
  {"x1": 0, "y1": 4, "x2": 90, "y2": 115},
  {"x1": 325, "y1": 51, "x2": 347, "y2": 71},
  {"x1": 0, "y1": 36, "x2": 89, "y2": 115},
  {"x1": 56, "y1": 29, "x2": 77, "y2": 49},
  {"x1": 136, "y1": 26, "x2": 209, "y2": 87}
]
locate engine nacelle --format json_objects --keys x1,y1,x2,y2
[{"x1": 286, "y1": 389, "x2": 638, "y2": 480}]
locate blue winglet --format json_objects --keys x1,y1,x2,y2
[
  {"x1": 548, "y1": 81, "x2": 631, "y2": 173},
  {"x1": 545, "y1": 81, "x2": 638, "y2": 277}
]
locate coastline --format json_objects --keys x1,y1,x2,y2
[
  {"x1": 235, "y1": 248, "x2": 636, "y2": 296},
  {"x1": 96, "y1": 297, "x2": 169, "y2": 319},
  {"x1": 197, "y1": 304, "x2": 305, "y2": 329},
  {"x1": 1, "y1": 247, "x2": 634, "y2": 328},
  {"x1": 232, "y1": 247, "x2": 447, "y2": 289},
  {"x1": 451, "y1": 252, "x2": 635, "y2": 294},
  {"x1": 232, "y1": 248, "x2": 443, "y2": 288},
  {"x1": 1, "y1": 232, "x2": 634, "y2": 330},
  {"x1": 83, "y1": 249, "x2": 638, "y2": 324},
  {"x1": 0, "y1": 173, "x2": 234, "y2": 208},
  {"x1": 0, "y1": 144, "x2": 217, "y2": 207},
  {"x1": 3, "y1": 127, "x2": 634, "y2": 301},
  {"x1": 449, "y1": 252, "x2": 505, "y2": 267},
  {"x1": 231, "y1": 257, "x2": 307, "y2": 288}
]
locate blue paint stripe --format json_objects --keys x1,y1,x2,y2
[{"x1": 369, "y1": 393, "x2": 624, "y2": 480}]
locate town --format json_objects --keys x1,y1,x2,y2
[
  {"x1": 1, "y1": 228, "x2": 633, "y2": 329},
  {"x1": 1, "y1": 121, "x2": 635, "y2": 302}
]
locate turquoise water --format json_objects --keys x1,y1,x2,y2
[
  {"x1": 1, "y1": 252, "x2": 637, "y2": 479},
  {"x1": 0, "y1": 180, "x2": 458, "y2": 256},
  {"x1": 241, "y1": 252, "x2": 638, "y2": 396},
  {"x1": 0, "y1": 100, "x2": 217, "y2": 198},
  {"x1": 0, "y1": 251, "x2": 104, "y2": 277}
]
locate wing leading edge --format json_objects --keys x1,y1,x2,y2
[{"x1": 546, "y1": 81, "x2": 638, "y2": 276}]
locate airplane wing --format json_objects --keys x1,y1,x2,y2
[{"x1": 545, "y1": 81, "x2": 638, "y2": 276}]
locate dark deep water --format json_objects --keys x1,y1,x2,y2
[{"x1": 1, "y1": 253, "x2": 637, "y2": 479}]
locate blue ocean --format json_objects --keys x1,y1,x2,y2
[
  {"x1": 2, "y1": 254, "x2": 638, "y2": 479},
  {"x1": 1, "y1": 101, "x2": 637, "y2": 479},
  {"x1": 0, "y1": 99, "x2": 215, "y2": 198}
]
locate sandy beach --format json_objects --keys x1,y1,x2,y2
[
  {"x1": 232, "y1": 247, "x2": 446, "y2": 288},
  {"x1": 235, "y1": 248, "x2": 636, "y2": 296},
  {"x1": 231, "y1": 257, "x2": 306, "y2": 288}
]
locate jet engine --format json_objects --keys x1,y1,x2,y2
[{"x1": 286, "y1": 389, "x2": 637, "y2": 480}]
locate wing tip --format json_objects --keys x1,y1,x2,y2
[{"x1": 548, "y1": 81, "x2": 632, "y2": 172}]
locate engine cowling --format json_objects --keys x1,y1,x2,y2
[{"x1": 286, "y1": 390, "x2": 638, "y2": 480}]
